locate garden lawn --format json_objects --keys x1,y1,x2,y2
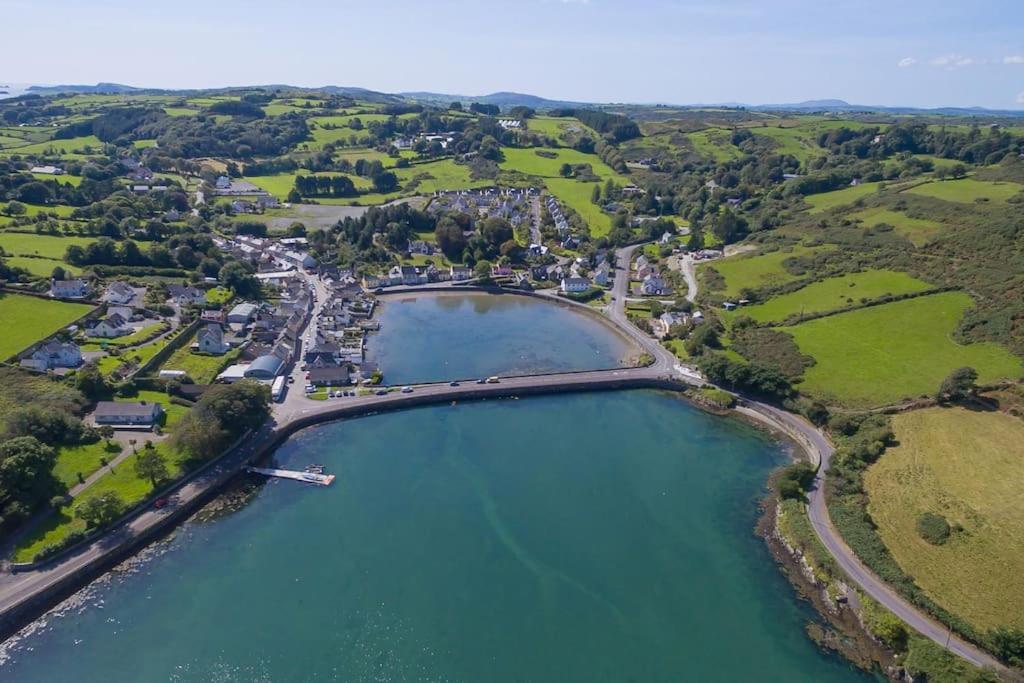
[
  {"x1": 13, "y1": 442, "x2": 185, "y2": 563},
  {"x1": 733, "y1": 270, "x2": 933, "y2": 323},
  {"x1": 0, "y1": 293, "x2": 94, "y2": 360},
  {"x1": 4, "y1": 256, "x2": 81, "y2": 277},
  {"x1": 850, "y1": 207, "x2": 944, "y2": 246},
  {"x1": 85, "y1": 321, "x2": 167, "y2": 347},
  {"x1": 864, "y1": 407, "x2": 1024, "y2": 630},
  {"x1": 160, "y1": 338, "x2": 240, "y2": 384},
  {"x1": 804, "y1": 181, "x2": 884, "y2": 213},
  {"x1": 0, "y1": 232, "x2": 94, "y2": 259},
  {"x1": 703, "y1": 245, "x2": 828, "y2": 298},
  {"x1": 785, "y1": 292, "x2": 1024, "y2": 407},
  {"x1": 52, "y1": 440, "x2": 124, "y2": 488},
  {"x1": 904, "y1": 178, "x2": 1023, "y2": 204}
]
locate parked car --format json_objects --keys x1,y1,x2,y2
[
  {"x1": 375, "y1": 389, "x2": 388, "y2": 396},
  {"x1": 305, "y1": 384, "x2": 316, "y2": 393},
  {"x1": 449, "y1": 381, "x2": 460, "y2": 387},
  {"x1": 476, "y1": 378, "x2": 487, "y2": 384},
  {"x1": 401, "y1": 386, "x2": 413, "y2": 393}
]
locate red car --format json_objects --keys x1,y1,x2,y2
[{"x1": 154, "y1": 498, "x2": 169, "y2": 509}]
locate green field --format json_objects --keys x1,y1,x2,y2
[
  {"x1": 0, "y1": 135, "x2": 104, "y2": 157},
  {"x1": 4, "y1": 256, "x2": 81, "y2": 277},
  {"x1": 0, "y1": 232, "x2": 94, "y2": 259},
  {"x1": 526, "y1": 116, "x2": 597, "y2": 143},
  {"x1": 732, "y1": 270, "x2": 932, "y2": 323},
  {"x1": 159, "y1": 336, "x2": 240, "y2": 383},
  {"x1": 865, "y1": 407, "x2": 1024, "y2": 630},
  {"x1": 247, "y1": 170, "x2": 372, "y2": 198},
  {"x1": 804, "y1": 181, "x2": 884, "y2": 213},
  {"x1": 850, "y1": 207, "x2": 944, "y2": 245},
  {"x1": 545, "y1": 178, "x2": 614, "y2": 237},
  {"x1": 703, "y1": 245, "x2": 828, "y2": 297},
  {"x1": 0, "y1": 293, "x2": 94, "y2": 360},
  {"x1": 785, "y1": 292, "x2": 1024, "y2": 407},
  {"x1": 32, "y1": 173, "x2": 82, "y2": 186},
  {"x1": 904, "y1": 178, "x2": 1023, "y2": 204},
  {"x1": 686, "y1": 129, "x2": 742, "y2": 162},
  {"x1": 499, "y1": 147, "x2": 623, "y2": 178},
  {"x1": 1, "y1": 203, "x2": 78, "y2": 218}
]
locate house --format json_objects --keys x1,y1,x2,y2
[
  {"x1": 530, "y1": 265, "x2": 549, "y2": 281},
  {"x1": 196, "y1": 323, "x2": 229, "y2": 354},
  {"x1": 637, "y1": 264, "x2": 655, "y2": 280},
  {"x1": 660, "y1": 231, "x2": 675, "y2": 245},
  {"x1": 450, "y1": 265, "x2": 472, "y2": 281},
  {"x1": 388, "y1": 265, "x2": 404, "y2": 286},
  {"x1": 408, "y1": 240, "x2": 432, "y2": 255},
  {"x1": 31, "y1": 165, "x2": 63, "y2": 175},
  {"x1": 726, "y1": 197, "x2": 743, "y2": 207},
  {"x1": 560, "y1": 277, "x2": 591, "y2": 294},
  {"x1": 257, "y1": 195, "x2": 279, "y2": 209},
  {"x1": 400, "y1": 265, "x2": 421, "y2": 286},
  {"x1": 102, "y1": 281, "x2": 136, "y2": 306},
  {"x1": 308, "y1": 364, "x2": 351, "y2": 387},
  {"x1": 304, "y1": 340, "x2": 342, "y2": 365},
  {"x1": 50, "y1": 278, "x2": 89, "y2": 299},
  {"x1": 93, "y1": 401, "x2": 163, "y2": 428},
  {"x1": 491, "y1": 263, "x2": 513, "y2": 278},
  {"x1": 20, "y1": 341, "x2": 82, "y2": 371},
  {"x1": 660, "y1": 312, "x2": 685, "y2": 329},
  {"x1": 641, "y1": 274, "x2": 668, "y2": 296},
  {"x1": 635, "y1": 255, "x2": 649, "y2": 271},
  {"x1": 723, "y1": 301, "x2": 737, "y2": 311},
  {"x1": 227, "y1": 302, "x2": 259, "y2": 325},
  {"x1": 362, "y1": 274, "x2": 382, "y2": 289},
  {"x1": 592, "y1": 263, "x2": 611, "y2": 287},
  {"x1": 86, "y1": 313, "x2": 132, "y2": 338},
  {"x1": 215, "y1": 176, "x2": 231, "y2": 190},
  {"x1": 166, "y1": 285, "x2": 205, "y2": 306}
]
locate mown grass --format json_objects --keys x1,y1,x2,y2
[
  {"x1": 84, "y1": 322, "x2": 167, "y2": 348},
  {"x1": 0, "y1": 293, "x2": 94, "y2": 360},
  {"x1": 702, "y1": 245, "x2": 828, "y2": 297},
  {"x1": 804, "y1": 181, "x2": 884, "y2": 213},
  {"x1": 850, "y1": 207, "x2": 944, "y2": 246},
  {"x1": 731, "y1": 270, "x2": 932, "y2": 323},
  {"x1": 785, "y1": 292, "x2": 1024, "y2": 407},
  {"x1": 865, "y1": 407, "x2": 1024, "y2": 630},
  {"x1": 52, "y1": 440, "x2": 124, "y2": 488},
  {"x1": 159, "y1": 335, "x2": 241, "y2": 383},
  {"x1": 0, "y1": 232, "x2": 94, "y2": 259},
  {"x1": 904, "y1": 177, "x2": 1023, "y2": 204},
  {"x1": 3, "y1": 256, "x2": 81, "y2": 277}
]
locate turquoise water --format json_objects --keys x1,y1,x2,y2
[
  {"x1": 369, "y1": 292, "x2": 632, "y2": 384},
  {"x1": 1, "y1": 392, "x2": 868, "y2": 682}
]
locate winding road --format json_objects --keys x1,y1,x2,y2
[{"x1": 0, "y1": 244, "x2": 1008, "y2": 672}]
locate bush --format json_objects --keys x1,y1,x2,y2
[
  {"x1": 916, "y1": 512, "x2": 951, "y2": 545},
  {"x1": 777, "y1": 461, "x2": 817, "y2": 500},
  {"x1": 32, "y1": 530, "x2": 88, "y2": 562}
]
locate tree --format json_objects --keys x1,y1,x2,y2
[
  {"x1": 219, "y1": 261, "x2": 261, "y2": 299},
  {"x1": 474, "y1": 260, "x2": 493, "y2": 281},
  {"x1": 0, "y1": 437, "x2": 62, "y2": 518},
  {"x1": 74, "y1": 363, "x2": 108, "y2": 399},
  {"x1": 75, "y1": 491, "x2": 125, "y2": 529},
  {"x1": 591, "y1": 184, "x2": 601, "y2": 204},
  {"x1": 435, "y1": 219, "x2": 467, "y2": 260},
  {"x1": 937, "y1": 366, "x2": 978, "y2": 402},
  {"x1": 559, "y1": 163, "x2": 573, "y2": 178},
  {"x1": 5, "y1": 201, "x2": 26, "y2": 216},
  {"x1": 51, "y1": 265, "x2": 66, "y2": 281},
  {"x1": 372, "y1": 171, "x2": 398, "y2": 193},
  {"x1": 989, "y1": 627, "x2": 1024, "y2": 667},
  {"x1": 16, "y1": 181, "x2": 51, "y2": 205},
  {"x1": 134, "y1": 444, "x2": 169, "y2": 487}
]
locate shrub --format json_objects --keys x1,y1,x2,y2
[{"x1": 916, "y1": 512, "x2": 951, "y2": 545}]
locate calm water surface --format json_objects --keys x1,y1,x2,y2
[
  {"x1": 368, "y1": 292, "x2": 633, "y2": 384},
  {"x1": 1, "y1": 392, "x2": 868, "y2": 682}
]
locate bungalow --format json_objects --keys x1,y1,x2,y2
[
  {"x1": 94, "y1": 401, "x2": 163, "y2": 428},
  {"x1": 592, "y1": 263, "x2": 611, "y2": 287},
  {"x1": 560, "y1": 277, "x2": 591, "y2": 294},
  {"x1": 308, "y1": 364, "x2": 351, "y2": 387},
  {"x1": 196, "y1": 323, "x2": 229, "y2": 354},
  {"x1": 31, "y1": 165, "x2": 64, "y2": 175},
  {"x1": 450, "y1": 265, "x2": 472, "y2": 281},
  {"x1": 641, "y1": 274, "x2": 668, "y2": 296},
  {"x1": 50, "y1": 278, "x2": 89, "y2": 299},
  {"x1": 166, "y1": 284, "x2": 205, "y2": 306},
  {"x1": 20, "y1": 341, "x2": 82, "y2": 371},
  {"x1": 102, "y1": 281, "x2": 136, "y2": 306},
  {"x1": 87, "y1": 313, "x2": 132, "y2": 338}
]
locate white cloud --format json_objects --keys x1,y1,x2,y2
[
  {"x1": 897, "y1": 57, "x2": 916, "y2": 68},
  {"x1": 1005, "y1": 55, "x2": 1024, "y2": 64},
  {"x1": 1017, "y1": 91, "x2": 1024, "y2": 104},
  {"x1": 929, "y1": 54, "x2": 987, "y2": 68}
]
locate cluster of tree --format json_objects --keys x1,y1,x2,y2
[
  {"x1": 206, "y1": 100, "x2": 266, "y2": 119},
  {"x1": 815, "y1": 123, "x2": 1024, "y2": 166},
  {"x1": 0, "y1": 169, "x2": 122, "y2": 208},
  {"x1": 135, "y1": 113, "x2": 309, "y2": 158},
  {"x1": 55, "y1": 106, "x2": 165, "y2": 143},
  {"x1": 549, "y1": 108, "x2": 640, "y2": 142},
  {"x1": 697, "y1": 353, "x2": 793, "y2": 400},
  {"x1": 292, "y1": 174, "x2": 357, "y2": 198},
  {"x1": 64, "y1": 235, "x2": 222, "y2": 276},
  {"x1": 0, "y1": 437, "x2": 64, "y2": 533},
  {"x1": 171, "y1": 381, "x2": 270, "y2": 459},
  {"x1": 0, "y1": 96, "x2": 71, "y2": 124}
]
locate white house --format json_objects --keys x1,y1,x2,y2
[
  {"x1": 87, "y1": 313, "x2": 133, "y2": 338},
  {"x1": 166, "y1": 285, "x2": 205, "y2": 306},
  {"x1": 400, "y1": 265, "x2": 421, "y2": 286},
  {"x1": 196, "y1": 323, "x2": 229, "y2": 354},
  {"x1": 93, "y1": 401, "x2": 163, "y2": 428},
  {"x1": 19, "y1": 341, "x2": 82, "y2": 371},
  {"x1": 102, "y1": 281, "x2": 136, "y2": 306},
  {"x1": 560, "y1": 277, "x2": 591, "y2": 294},
  {"x1": 450, "y1": 265, "x2": 472, "y2": 281},
  {"x1": 31, "y1": 165, "x2": 63, "y2": 175},
  {"x1": 50, "y1": 279, "x2": 89, "y2": 299}
]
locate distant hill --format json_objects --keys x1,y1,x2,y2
[
  {"x1": 400, "y1": 90, "x2": 590, "y2": 110},
  {"x1": 26, "y1": 82, "x2": 144, "y2": 95}
]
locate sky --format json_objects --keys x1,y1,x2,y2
[{"x1": 2, "y1": 0, "x2": 1023, "y2": 109}]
